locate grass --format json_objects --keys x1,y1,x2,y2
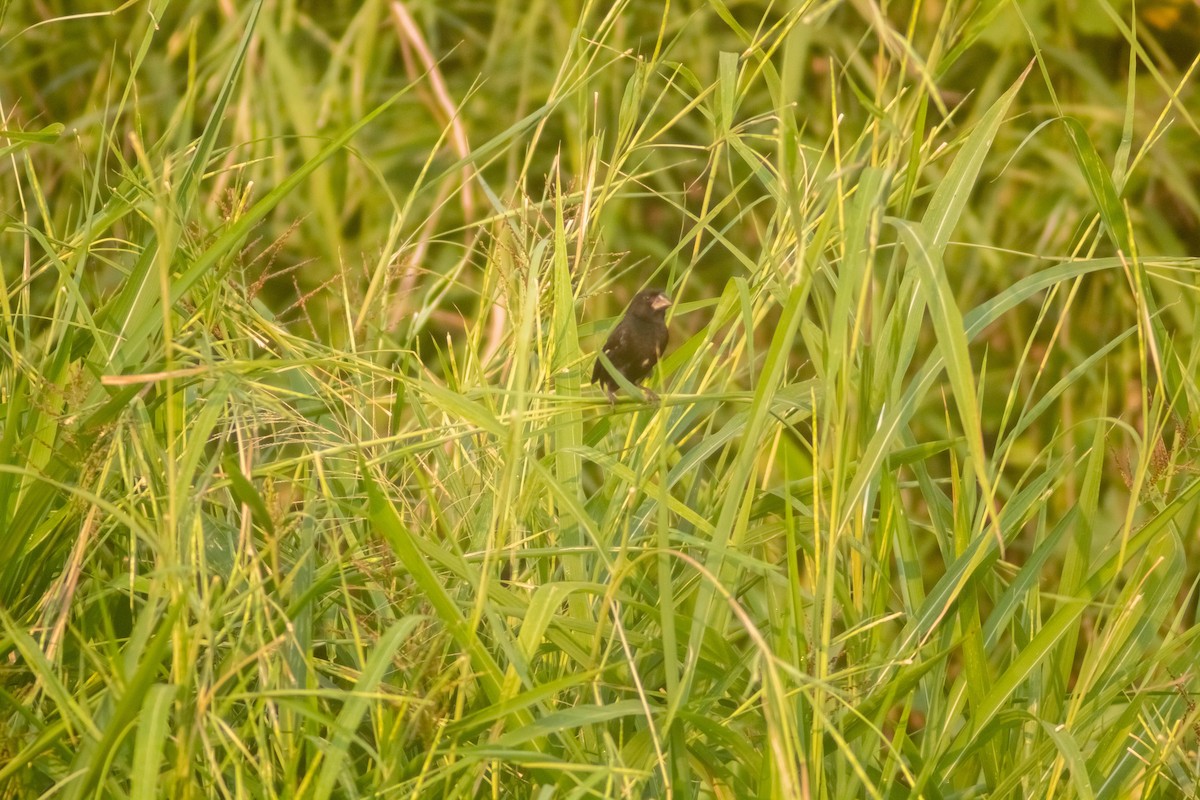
[{"x1": 3, "y1": 0, "x2": 1200, "y2": 797}]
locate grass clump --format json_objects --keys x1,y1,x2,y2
[{"x1": 3, "y1": 0, "x2": 1200, "y2": 797}]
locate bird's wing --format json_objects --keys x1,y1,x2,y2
[
  {"x1": 592, "y1": 323, "x2": 629, "y2": 381},
  {"x1": 603, "y1": 323, "x2": 631, "y2": 356}
]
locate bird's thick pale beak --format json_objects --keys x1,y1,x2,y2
[{"x1": 651, "y1": 293, "x2": 672, "y2": 311}]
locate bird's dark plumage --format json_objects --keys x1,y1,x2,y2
[{"x1": 591, "y1": 288, "x2": 671, "y2": 401}]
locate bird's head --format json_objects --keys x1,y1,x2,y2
[{"x1": 630, "y1": 288, "x2": 672, "y2": 318}]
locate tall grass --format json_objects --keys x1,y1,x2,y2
[{"x1": 2, "y1": 0, "x2": 1200, "y2": 797}]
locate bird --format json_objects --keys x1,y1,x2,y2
[{"x1": 591, "y1": 288, "x2": 672, "y2": 402}]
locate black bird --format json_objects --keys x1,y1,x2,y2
[{"x1": 591, "y1": 288, "x2": 672, "y2": 402}]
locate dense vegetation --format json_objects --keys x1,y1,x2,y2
[{"x1": 3, "y1": 0, "x2": 1200, "y2": 797}]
